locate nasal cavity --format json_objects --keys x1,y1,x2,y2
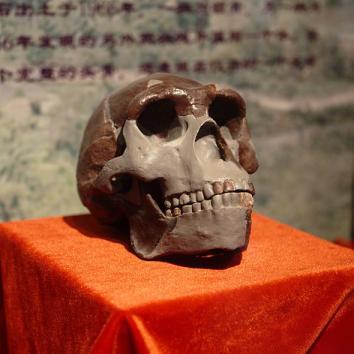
[{"x1": 195, "y1": 122, "x2": 225, "y2": 162}]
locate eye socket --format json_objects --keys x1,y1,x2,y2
[
  {"x1": 208, "y1": 96, "x2": 243, "y2": 127},
  {"x1": 137, "y1": 99, "x2": 182, "y2": 140},
  {"x1": 110, "y1": 173, "x2": 132, "y2": 194}
]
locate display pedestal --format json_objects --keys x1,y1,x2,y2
[{"x1": 0, "y1": 213, "x2": 353, "y2": 354}]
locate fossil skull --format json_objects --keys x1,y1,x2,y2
[{"x1": 77, "y1": 73, "x2": 258, "y2": 259}]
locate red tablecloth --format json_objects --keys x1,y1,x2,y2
[{"x1": 0, "y1": 213, "x2": 353, "y2": 354}]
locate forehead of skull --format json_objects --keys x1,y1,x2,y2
[
  {"x1": 106, "y1": 73, "x2": 244, "y2": 126},
  {"x1": 106, "y1": 74, "x2": 206, "y2": 125}
]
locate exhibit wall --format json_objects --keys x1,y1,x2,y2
[{"x1": 0, "y1": 0, "x2": 353, "y2": 241}]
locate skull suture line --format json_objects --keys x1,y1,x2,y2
[{"x1": 77, "y1": 74, "x2": 258, "y2": 260}]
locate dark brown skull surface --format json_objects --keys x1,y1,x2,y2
[{"x1": 77, "y1": 73, "x2": 258, "y2": 259}]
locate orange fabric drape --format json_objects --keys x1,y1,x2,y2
[{"x1": 0, "y1": 213, "x2": 353, "y2": 354}]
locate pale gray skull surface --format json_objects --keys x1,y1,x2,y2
[{"x1": 77, "y1": 73, "x2": 258, "y2": 259}]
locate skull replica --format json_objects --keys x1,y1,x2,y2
[{"x1": 77, "y1": 73, "x2": 258, "y2": 260}]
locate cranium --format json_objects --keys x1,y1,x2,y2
[{"x1": 77, "y1": 73, "x2": 258, "y2": 259}]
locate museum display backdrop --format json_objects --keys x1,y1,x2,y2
[{"x1": 0, "y1": 0, "x2": 353, "y2": 241}]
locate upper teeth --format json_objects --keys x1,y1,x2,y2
[
  {"x1": 180, "y1": 193, "x2": 190, "y2": 205},
  {"x1": 164, "y1": 179, "x2": 253, "y2": 217}
]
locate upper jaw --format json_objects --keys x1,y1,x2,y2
[{"x1": 114, "y1": 177, "x2": 254, "y2": 221}]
